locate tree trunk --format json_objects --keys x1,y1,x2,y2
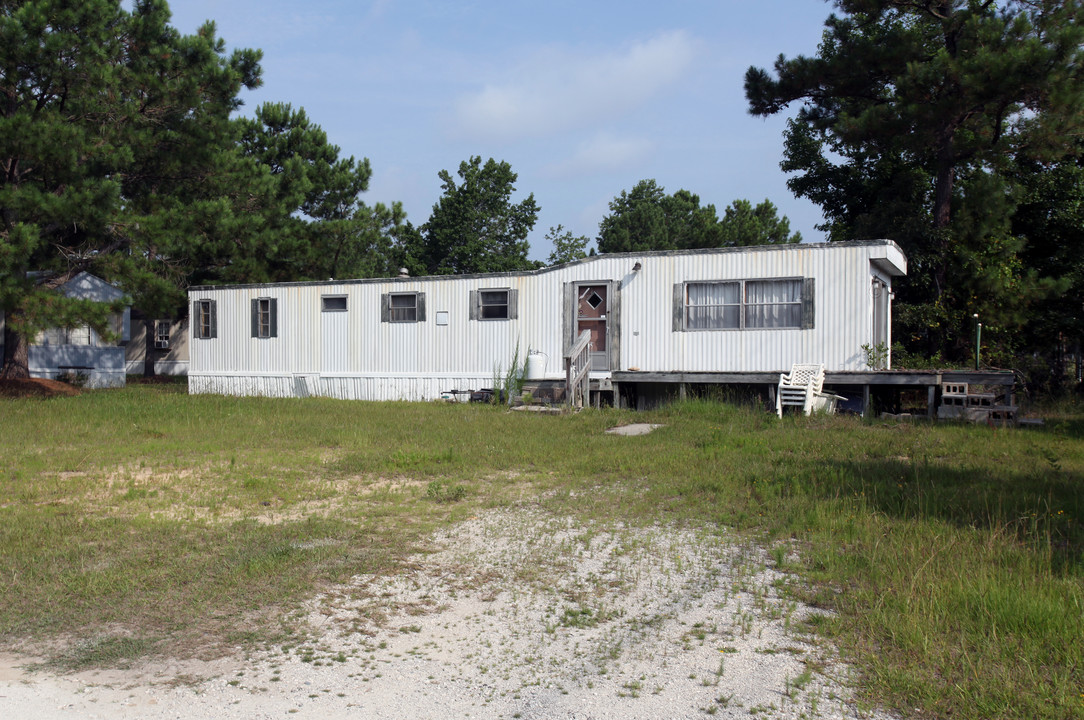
[
  {"x1": 1, "y1": 318, "x2": 30, "y2": 379},
  {"x1": 931, "y1": 127, "x2": 957, "y2": 304},
  {"x1": 933, "y1": 158, "x2": 954, "y2": 231},
  {"x1": 144, "y1": 317, "x2": 157, "y2": 377}
]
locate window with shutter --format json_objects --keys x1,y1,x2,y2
[
  {"x1": 252, "y1": 298, "x2": 277, "y2": 338},
  {"x1": 470, "y1": 288, "x2": 515, "y2": 320},
  {"x1": 194, "y1": 300, "x2": 217, "y2": 339},
  {"x1": 382, "y1": 292, "x2": 425, "y2": 323}
]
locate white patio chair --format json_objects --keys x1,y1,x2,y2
[{"x1": 776, "y1": 363, "x2": 844, "y2": 417}]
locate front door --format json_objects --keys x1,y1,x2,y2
[
  {"x1": 577, "y1": 284, "x2": 609, "y2": 371},
  {"x1": 871, "y1": 278, "x2": 889, "y2": 369},
  {"x1": 321, "y1": 301, "x2": 349, "y2": 374}
]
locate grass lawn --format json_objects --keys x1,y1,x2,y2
[{"x1": 1, "y1": 383, "x2": 1081, "y2": 719}]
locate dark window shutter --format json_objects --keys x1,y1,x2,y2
[
  {"x1": 562, "y1": 283, "x2": 573, "y2": 352},
  {"x1": 468, "y1": 290, "x2": 478, "y2": 321},
  {"x1": 416, "y1": 292, "x2": 426, "y2": 322},
  {"x1": 380, "y1": 293, "x2": 390, "y2": 323},
  {"x1": 208, "y1": 300, "x2": 217, "y2": 338},
  {"x1": 192, "y1": 301, "x2": 199, "y2": 338},
  {"x1": 672, "y1": 283, "x2": 685, "y2": 332},
  {"x1": 269, "y1": 299, "x2": 278, "y2": 337},
  {"x1": 251, "y1": 299, "x2": 258, "y2": 337},
  {"x1": 508, "y1": 289, "x2": 518, "y2": 320},
  {"x1": 608, "y1": 281, "x2": 620, "y2": 370},
  {"x1": 801, "y1": 278, "x2": 815, "y2": 329}
]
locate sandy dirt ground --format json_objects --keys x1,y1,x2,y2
[{"x1": 0, "y1": 510, "x2": 899, "y2": 719}]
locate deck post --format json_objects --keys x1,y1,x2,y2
[
  {"x1": 927, "y1": 385, "x2": 936, "y2": 418},
  {"x1": 862, "y1": 384, "x2": 871, "y2": 418}
]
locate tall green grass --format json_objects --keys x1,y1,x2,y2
[{"x1": 1, "y1": 387, "x2": 1081, "y2": 718}]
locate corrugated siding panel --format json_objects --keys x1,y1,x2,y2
[{"x1": 189, "y1": 243, "x2": 895, "y2": 399}]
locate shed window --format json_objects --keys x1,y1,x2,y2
[
  {"x1": 38, "y1": 326, "x2": 93, "y2": 345},
  {"x1": 251, "y1": 298, "x2": 278, "y2": 338},
  {"x1": 469, "y1": 288, "x2": 518, "y2": 321},
  {"x1": 381, "y1": 292, "x2": 426, "y2": 323},
  {"x1": 194, "y1": 300, "x2": 216, "y2": 339},
  {"x1": 154, "y1": 320, "x2": 171, "y2": 349},
  {"x1": 322, "y1": 295, "x2": 347, "y2": 312},
  {"x1": 675, "y1": 278, "x2": 813, "y2": 331}
]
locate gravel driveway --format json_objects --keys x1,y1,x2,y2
[{"x1": 0, "y1": 509, "x2": 897, "y2": 719}]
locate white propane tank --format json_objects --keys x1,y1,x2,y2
[{"x1": 525, "y1": 350, "x2": 547, "y2": 380}]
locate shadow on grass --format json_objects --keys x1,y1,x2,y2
[{"x1": 812, "y1": 456, "x2": 1082, "y2": 573}]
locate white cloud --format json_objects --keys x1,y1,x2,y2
[
  {"x1": 453, "y1": 30, "x2": 698, "y2": 141},
  {"x1": 545, "y1": 133, "x2": 654, "y2": 177}
]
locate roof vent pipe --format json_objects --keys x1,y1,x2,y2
[{"x1": 398, "y1": 268, "x2": 409, "y2": 278}]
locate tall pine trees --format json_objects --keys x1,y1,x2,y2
[
  {"x1": 746, "y1": 0, "x2": 1084, "y2": 362},
  {"x1": 0, "y1": 0, "x2": 262, "y2": 376}
]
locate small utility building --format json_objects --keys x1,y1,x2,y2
[
  {"x1": 187, "y1": 240, "x2": 907, "y2": 407},
  {"x1": 19, "y1": 272, "x2": 130, "y2": 388}
]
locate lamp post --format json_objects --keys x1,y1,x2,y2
[{"x1": 973, "y1": 314, "x2": 981, "y2": 371}]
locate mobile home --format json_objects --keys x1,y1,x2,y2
[{"x1": 187, "y1": 241, "x2": 907, "y2": 405}]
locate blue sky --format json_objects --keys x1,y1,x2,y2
[{"x1": 164, "y1": 0, "x2": 833, "y2": 262}]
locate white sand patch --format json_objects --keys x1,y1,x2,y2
[{"x1": 0, "y1": 509, "x2": 897, "y2": 719}]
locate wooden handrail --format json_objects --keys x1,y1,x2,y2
[{"x1": 564, "y1": 329, "x2": 592, "y2": 408}]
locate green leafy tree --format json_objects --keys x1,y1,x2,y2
[
  {"x1": 401, "y1": 156, "x2": 540, "y2": 275},
  {"x1": 597, "y1": 180, "x2": 799, "y2": 253},
  {"x1": 661, "y1": 189, "x2": 726, "y2": 250},
  {"x1": 596, "y1": 180, "x2": 671, "y2": 253},
  {"x1": 745, "y1": 0, "x2": 1084, "y2": 360},
  {"x1": 545, "y1": 225, "x2": 590, "y2": 265},
  {"x1": 719, "y1": 199, "x2": 802, "y2": 246},
  {"x1": 0, "y1": 0, "x2": 262, "y2": 377}
]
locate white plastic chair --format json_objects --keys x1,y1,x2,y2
[{"x1": 776, "y1": 363, "x2": 844, "y2": 417}]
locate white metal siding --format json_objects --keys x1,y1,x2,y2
[{"x1": 188, "y1": 241, "x2": 906, "y2": 400}]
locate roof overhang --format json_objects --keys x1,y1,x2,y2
[{"x1": 867, "y1": 240, "x2": 907, "y2": 276}]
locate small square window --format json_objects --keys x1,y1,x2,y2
[
  {"x1": 389, "y1": 293, "x2": 417, "y2": 322},
  {"x1": 381, "y1": 292, "x2": 425, "y2": 323},
  {"x1": 471, "y1": 288, "x2": 516, "y2": 321},
  {"x1": 480, "y1": 290, "x2": 509, "y2": 319}
]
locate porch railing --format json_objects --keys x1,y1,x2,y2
[{"x1": 564, "y1": 329, "x2": 592, "y2": 409}]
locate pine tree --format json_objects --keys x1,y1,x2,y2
[
  {"x1": 0, "y1": 0, "x2": 261, "y2": 376},
  {"x1": 745, "y1": 0, "x2": 1084, "y2": 360}
]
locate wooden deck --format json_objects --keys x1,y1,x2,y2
[{"x1": 608, "y1": 369, "x2": 1016, "y2": 416}]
